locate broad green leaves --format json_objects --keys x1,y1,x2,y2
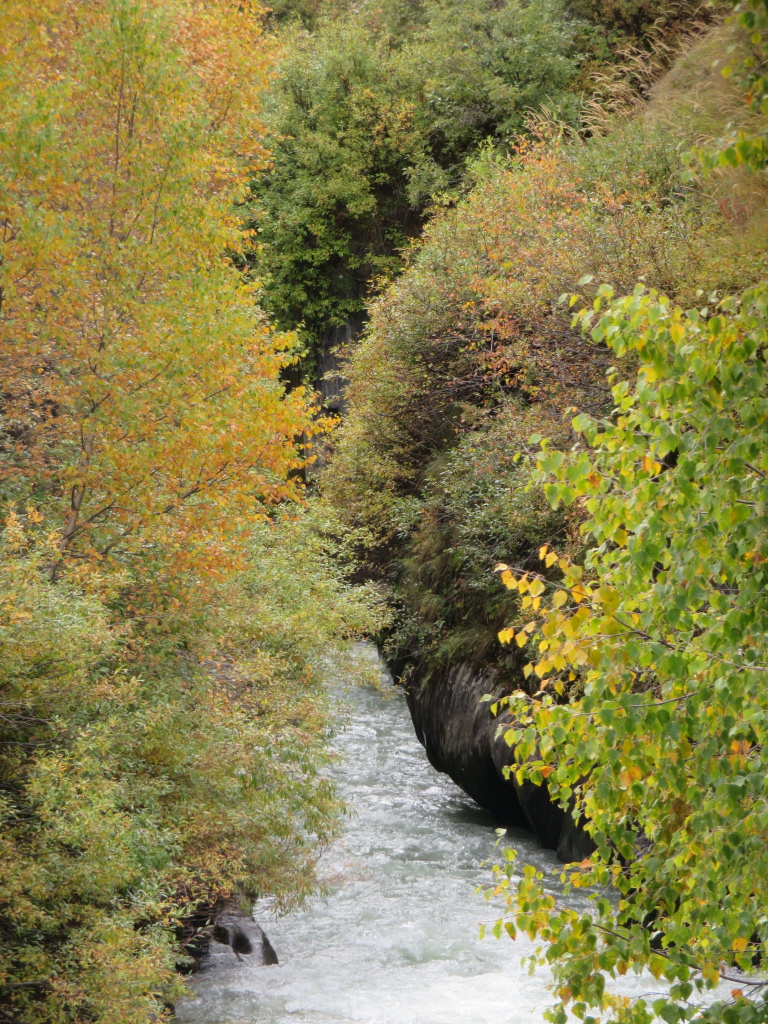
[
  {"x1": 491, "y1": 284, "x2": 768, "y2": 1024},
  {"x1": 696, "y1": 1, "x2": 768, "y2": 172}
]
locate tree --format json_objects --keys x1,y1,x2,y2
[
  {"x1": 248, "y1": 16, "x2": 425, "y2": 352},
  {"x1": 0, "y1": 0, "x2": 313, "y2": 590},
  {"x1": 249, "y1": 0, "x2": 585, "y2": 357},
  {"x1": 491, "y1": 282, "x2": 768, "y2": 1024},
  {"x1": 0, "y1": 3, "x2": 383, "y2": 1021}
]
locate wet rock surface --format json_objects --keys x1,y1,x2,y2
[
  {"x1": 185, "y1": 907, "x2": 279, "y2": 974},
  {"x1": 209, "y1": 911, "x2": 279, "y2": 969},
  {"x1": 405, "y1": 663, "x2": 595, "y2": 863}
]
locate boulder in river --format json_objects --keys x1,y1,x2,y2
[
  {"x1": 211, "y1": 909, "x2": 279, "y2": 967},
  {"x1": 183, "y1": 905, "x2": 278, "y2": 972}
]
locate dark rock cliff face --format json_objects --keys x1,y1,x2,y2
[
  {"x1": 405, "y1": 663, "x2": 595, "y2": 863},
  {"x1": 316, "y1": 316, "x2": 363, "y2": 417},
  {"x1": 307, "y1": 314, "x2": 364, "y2": 479}
]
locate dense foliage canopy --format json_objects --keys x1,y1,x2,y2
[
  {"x1": 249, "y1": 0, "x2": 712, "y2": 365},
  {"x1": 0, "y1": 2, "x2": 383, "y2": 1021}
]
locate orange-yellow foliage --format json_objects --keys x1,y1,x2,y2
[{"x1": 0, "y1": 0, "x2": 312, "y2": 588}]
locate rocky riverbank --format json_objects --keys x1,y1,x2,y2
[{"x1": 404, "y1": 663, "x2": 594, "y2": 863}]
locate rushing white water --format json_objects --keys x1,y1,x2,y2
[{"x1": 176, "y1": 660, "x2": 670, "y2": 1024}]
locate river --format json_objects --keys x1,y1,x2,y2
[{"x1": 176, "y1": 660, "x2": 666, "y2": 1024}]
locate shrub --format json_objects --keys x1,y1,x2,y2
[{"x1": 327, "y1": 21, "x2": 768, "y2": 687}]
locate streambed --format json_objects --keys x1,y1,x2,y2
[{"x1": 176, "y1": 659, "x2": 669, "y2": 1024}]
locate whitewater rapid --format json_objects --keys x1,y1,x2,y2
[{"x1": 176, "y1": 658, "x2": 666, "y2": 1024}]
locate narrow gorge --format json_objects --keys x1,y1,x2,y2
[{"x1": 2, "y1": 2, "x2": 768, "y2": 1023}]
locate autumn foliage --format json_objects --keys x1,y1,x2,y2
[
  {"x1": 3, "y1": 0, "x2": 768, "y2": 1021},
  {"x1": 0, "y1": 3, "x2": 381, "y2": 1022},
  {"x1": 0, "y1": 0, "x2": 317, "y2": 584},
  {"x1": 328, "y1": 10, "x2": 768, "y2": 1023},
  {"x1": 490, "y1": 284, "x2": 768, "y2": 1024}
]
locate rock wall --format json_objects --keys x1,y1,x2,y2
[
  {"x1": 316, "y1": 313, "x2": 365, "y2": 417},
  {"x1": 405, "y1": 663, "x2": 595, "y2": 863}
]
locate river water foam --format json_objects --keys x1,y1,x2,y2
[{"x1": 176, "y1": 663, "x2": 666, "y2": 1024}]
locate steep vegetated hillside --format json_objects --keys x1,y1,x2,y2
[
  {"x1": 329, "y1": 4, "x2": 768, "y2": 1021},
  {"x1": 248, "y1": 0, "x2": 716, "y2": 379},
  {"x1": 328, "y1": 16, "x2": 768, "y2": 690}
]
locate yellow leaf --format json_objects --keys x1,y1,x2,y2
[
  {"x1": 620, "y1": 765, "x2": 643, "y2": 785},
  {"x1": 523, "y1": 664, "x2": 533, "y2": 678},
  {"x1": 501, "y1": 569, "x2": 517, "y2": 590},
  {"x1": 539, "y1": 545, "x2": 548, "y2": 560},
  {"x1": 553, "y1": 590, "x2": 567, "y2": 608},
  {"x1": 498, "y1": 628, "x2": 515, "y2": 644},
  {"x1": 545, "y1": 552, "x2": 558, "y2": 567},
  {"x1": 733, "y1": 937, "x2": 748, "y2": 953},
  {"x1": 529, "y1": 578, "x2": 545, "y2": 598},
  {"x1": 516, "y1": 632, "x2": 529, "y2": 648},
  {"x1": 669, "y1": 322, "x2": 685, "y2": 344},
  {"x1": 703, "y1": 963, "x2": 721, "y2": 985}
]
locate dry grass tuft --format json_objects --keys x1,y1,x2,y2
[{"x1": 582, "y1": 1, "x2": 726, "y2": 135}]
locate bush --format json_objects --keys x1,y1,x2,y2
[
  {"x1": 249, "y1": 0, "x2": 585, "y2": 352},
  {"x1": 384, "y1": 417, "x2": 572, "y2": 682},
  {"x1": 327, "y1": 21, "x2": 768, "y2": 688},
  {"x1": 0, "y1": 506, "x2": 382, "y2": 1023}
]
